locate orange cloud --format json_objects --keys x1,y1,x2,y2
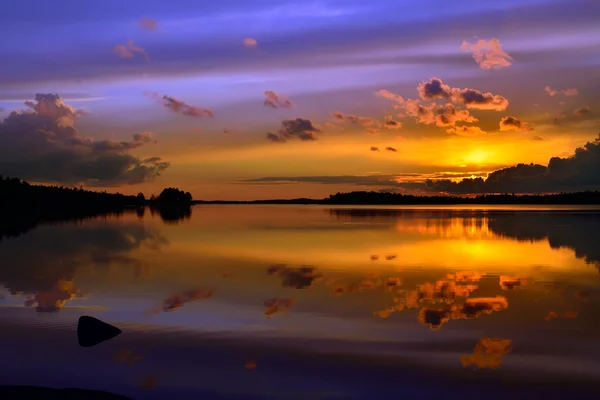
[
  {"x1": 23, "y1": 279, "x2": 82, "y2": 312},
  {"x1": 460, "y1": 337, "x2": 512, "y2": 369},
  {"x1": 385, "y1": 146, "x2": 397, "y2": 152},
  {"x1": 243, "y1": 37, "x2": 258, "y2": 48},
  {"x1": 370, "y1": 146, "x2": 379, "y2": 151},
  {"x1": 113, "y1": 40, "x2": 150, "y2": 62},
  {"x1": 460, "y1": 38, "x2": 513, "y2": 70}
]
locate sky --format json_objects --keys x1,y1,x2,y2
[{"x1": 0, "y1": 0, "x2": 599, "y2": 200}]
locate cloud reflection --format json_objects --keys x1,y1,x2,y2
[{"x1": 460, "y1": 337, "x2": 512, "y2": 369}]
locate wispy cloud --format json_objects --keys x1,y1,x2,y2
[
  {"x1": 264, "y1": 90, "x2": 294, "y2": 108},
  {"x1": 145, "y1": 92, "x2": 214, "y2": 118}
]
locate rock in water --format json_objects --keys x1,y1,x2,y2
[{"x1": 77, "y1": 316, "x2": 122, "y2": 347}]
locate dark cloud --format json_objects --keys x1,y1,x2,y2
[
  {"x1": 417, "y1": 77, "x2": 452, "y2": 100},
  {"x1": 0, "y1": 94, "x2": 170, "y2": 186},
  {"x1": 138, "y1": 17, "x2": 158, "y2": 31},
  {"x1": 499, "y1": 116, "x2": 532, "y2": 131},
  {"x1": 532, "y1": 135, "x2": 546, "y2": 141},
  {"x1": 113, "y1": 40, "x2": 150, "y2": 62},
  {"x1": 383, "y1": 117, "x2": 402, "y2": 129},
  {"x1": 331, "y1": 111, "x2": 377, "y2": 127},
  {"x1": 264, "y1": 90, "x2": 293, "y2": 109},
  {"x1": 370, "y1": 146, "x2": 379, "y2": 151},
  {"x1": 385, "y1": 146, "x2": 397, "y2": 152},
  {"x1": 452, "y1": 87, "x2": 509, "y2": 111},
  {"x1": 460, "y1": 38, "x2": 513, "y2": 70},
  {"x1": 146, "y1": 92, "x2": 214, "y2": 118},
  {"x1": 266, "y1": 118, "x2": 321, "y2": 143}
]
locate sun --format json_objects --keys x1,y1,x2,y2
[{"x1": 463, "y1": 148, "x2": 492, "y2": 165}]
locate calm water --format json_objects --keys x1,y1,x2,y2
[{"x1": 1, "y1": 205, "x2": 599, "y2": 399}]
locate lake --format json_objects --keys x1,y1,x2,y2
[{"x1": 1, "y1": 205, "x2": 599, "y2": 399}]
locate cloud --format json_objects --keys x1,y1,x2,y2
[
  {"x1": 133, "y1": 131, "x2": 158, "y2": 144},
  {"x1": 460, "y1": 38, "x2": 513, "y2": 70},
  {"x1": 385, "y1": 146, "x2": 397, "y2": 152},
  {"x1": 532, "y1": 135, "x2": 546, "y2": 141},
  {"x1": 499, "y1": 116, "x2": 533, "y2": 131},
  {"x1": 417, "y1": 77, "x2": 452, "y2": 100},
  {"x1": 113, "y1": 40, "x2": 150, "y2": 62},
  {"x1": 138, "y1": 17, "x2": 158, "y2": 31},
  {"x1": 406, "y1": 101, "x2": 479, "y2": 128},
  {"x1": 0, "y1": 94, "x2": 170, "y2": 186},
  {"x1": 331, "y1": 111, "x2": 377, "y2": 127},
  {"x1": 378, "y1": 78, "x2": 507, "y2": 133},
  {"x1": 243, "y1": 37, "x2": 257, "y2": 48},
  {"x1": 544, "y1": 86, "x2": 579, "y2": 97},
  {"x1": 375, "y1": 89, "x2": 405, "y2": 105},
  {"x1": 575, "y1": 106, "x2": 591, "y2": 117},
  {"x1": 145, "y1": 92, "x2": 214, "y2": 118},
  {"x1": 266, "y1": 118, "x2": 321, "y2": 143},
  {"x1": 370, "y1": 146, "x2": 379, "y2": 151},
  {"x1": 447, "y1": 125, "x2": 487, "y2": 136},
  {"x1": 264, "y1": 91, "x2": 294, "y2": 109},
  {"x1": 452, "y1": 87, "x2": 509, "y2": 111},
  {"x1": 384, "y1": 116, "x2": 402, "y2": 129}
]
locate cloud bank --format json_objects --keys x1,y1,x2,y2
[{"x1": 0, "y1": 94, "x2": 169, "y2": 186}]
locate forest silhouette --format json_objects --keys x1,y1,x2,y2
[{"x1": 0, "y1": 175, "x2": 192, "y2": 240}]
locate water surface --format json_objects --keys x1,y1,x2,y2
[{"x1": 1, "y1": 205, "x2": 599, "y2": 399}]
